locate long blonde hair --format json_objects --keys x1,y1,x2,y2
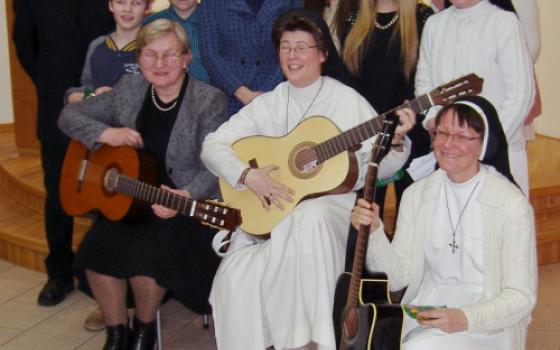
[{"x1": 342, "y1": 0, "x2": 419, "y2": 81}]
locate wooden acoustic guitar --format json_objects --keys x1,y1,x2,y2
[
  {"x1": 60, "y1": 140, "x2": 242, "y2": 231},
  {"x1": 219, "y1": 74, "x2": 483, "y2": 235},
  {"x1": 333, "y1": 116, "x2": 404, "y2": 350}
]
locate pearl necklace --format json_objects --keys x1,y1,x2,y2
[
  {"x1": 151, "y1": 85, "x2": 178, "y2": 112},
  {"x1": 373, "y1": 11, "x2": 399, "y2": 30}
]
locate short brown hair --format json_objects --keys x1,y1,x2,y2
[{"x1": 272, "y1": 10, "x2": 328, "y2": 56}]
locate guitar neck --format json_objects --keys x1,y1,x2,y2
[
  {"x1": 344, "y1": 118, "x2": 397, "y2": 309},
  {"x1": 346, "y1": 164, "x2": 378, "y2": 309},
  {"x1": 114, "y1": 174, "x2": 195, "y2": 217},
  {"x1": 315, "y1": 93, "x2": 433, "y2": 163}
]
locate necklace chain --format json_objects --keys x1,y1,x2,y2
[
  {"x1": 373, "y1": 11, "x2": 399, "y2": 30},
  {"x1": 286, "y1": 78, "x2": 324, "y2": 133},
  {"x1": 444, "y1": 180, "x2": 480, "y2": 254},
  {"x1": 151, "y1": 85, "x2": 178, "y2": 112}
]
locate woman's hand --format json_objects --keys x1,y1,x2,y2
[
  {"x1": 234, "y1": 85, "x2": 263, "y2": 105},
  {"x1": 417, "y1": 308, "x2": 468, "y2": 333},
  {"x1": 67, "y1": 92, "x2": 85, "y2": 104},
  {"x1": 392, "y1": 107, "x2": 416, "y2": 147},
  {"x1": 243, "y1": 165, "x2": 295, "y2": 211},
  {"x1": 95, "y1": 86, "x2": 112, "y2": 95},
  {"x1": 152, "y1": 185, "x2": 191, "y2": 219},
  {"x1": 97, "y1": 127, "x2": 143, "y2": 147},
  {"x1": 350, "y1": 198, "x2": 380, "y2": 231}
]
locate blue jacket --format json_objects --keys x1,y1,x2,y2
[{"x1": 199, "y1": 0, "x2": 302, "y2": 115}]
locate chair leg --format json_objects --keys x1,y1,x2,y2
[
  {"x1": 203, "y1": 314, "x2": 209, "y2": 330},
  {"x1": 156, "y1": 308, "x2": 163, "y2": 350}
]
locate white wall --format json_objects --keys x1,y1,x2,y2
[
  {"x1": 0, "y1": 2, "x2": 14, "y2": 124},
  {"x1": 534, "y1": 0, "x2": 560, "y2": 139}
]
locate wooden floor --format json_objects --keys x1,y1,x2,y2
[{"x1": 1, "y1": 125, "x2": 560, "y2": 270}]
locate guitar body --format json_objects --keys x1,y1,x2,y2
[
  {"x1": 60, "y1": 141, "x2": 157, "y2": 221},
  {"x1": 219, "y1": 116, "x2": 358, "y2": 235},
  {"x1": 334, "y1": 273, "x2": 404, "y2": 350}
]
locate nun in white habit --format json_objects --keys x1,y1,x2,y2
[
  {"x1": 201, "y1": 9, "x2": 416, "y2": 350},
  {"x1": 353, "y1": 96, "x2": 537, "y2": 350}
]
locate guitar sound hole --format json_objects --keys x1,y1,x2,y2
[
  {"x1": 104, "y1": 168, "x2": 120, "y2": 192},
  {"x1": 295, "y1": 148, "x2": 318, "y2": 173},
  {"x1": 289, "y1": 143, "x2": 322, "y2": 179}
]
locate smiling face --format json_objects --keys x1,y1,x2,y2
[
  {"x1": 109, "y1": 0, "x2": 150, "y2": 32},
  {"x1": 139, "y1": 32, "x2": 191, "y2": 92},
  {"x1": 278, "y1": 30, "x2": 326, "y2": 88},
  {"x1": 433, "y1": 109, "x2": 483, "y2": 183}
]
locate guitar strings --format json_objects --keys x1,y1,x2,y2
[{"x1": 290, "y1": 93, "x2": 433, "y2": 168}]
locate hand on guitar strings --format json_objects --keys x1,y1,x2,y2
[
  {"x1": 152, "y1": 185, "x2": 191, "y2": 219},
  {"x1": 417, "y1": 308, "x2": 468, "y2": 333},
  {"x1": 350, "y1": 198, "x2": 381, "y2": 232},
  {"x1": 392, "y1": 107, "x2": 416, "y2": 147},
  {"x1": 243, "y1": 165, "x2": 295, "y2": 211},
  {"x1": 97, "y1": 127, "x2": 143, "y2": 147}
]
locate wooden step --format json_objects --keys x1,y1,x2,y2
[
  {"x1": 1, "y1": 127, "x2": 560, "y2": 272},
  {"x1": 0, "y1": 186, "x2": 88, "y2": 273}
]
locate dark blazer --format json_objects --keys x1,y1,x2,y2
[
  {"x1": 199, "y1": 0, "x2": 302, "y2": 115},
  {"x1": 12, "y1": 0, "x2": 114, "y2": 143},
  {"x1": 58, "y1": 74, "x2": 228, "y2": 199}
]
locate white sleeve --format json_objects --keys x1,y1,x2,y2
[
  {"x1": 494, "y1": 13, "x2": 535, "y2": 141},
  {"x1": 415, "y1": 18, "x2": 441, "y2": 129}
]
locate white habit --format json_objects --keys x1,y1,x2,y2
[
  {"x1": 201, "y1": 76, "x2": 410, "y2": 350},
  {"x1": 415, "y1": 0, "x2": 535, "y2": 195}
]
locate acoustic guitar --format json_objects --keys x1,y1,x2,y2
[
  {"x1": 333, "y1": 117, "x2": 404, "y2": 350},
  {"x1": 219, "y1": 74, "x2": 483, "y2": 235},
  {"x1": 60, "y1": 140, "x2": 242, "y2": 231}
]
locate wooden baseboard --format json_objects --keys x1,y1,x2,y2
[
  {"x1": 0, "y1": 123, "x2": 14, "y2": 132},
  {"x1": 534, "y1": 132, "x2": 560, "y2": 142}
]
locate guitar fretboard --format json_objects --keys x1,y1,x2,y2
[
  {"x1": 114, "y1": 174, "x2": 196, "y2": 216},
  {"x1": 345, "y1": 123, "x2": 396, "y2": 310},
  {"x1": 315, "y1": 94, "x2": 433, "y2": 162}
]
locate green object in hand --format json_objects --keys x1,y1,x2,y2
[
  {"x1": 84, "y1": 87, "x2": 96, "y2": 99},
  {"x1": 402, "y1": 304, "x2": 446, "y2": 320}
]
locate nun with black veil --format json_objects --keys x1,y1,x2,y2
[{"x1": 352, "y1": 96, "x2": 537, "y2": 350}]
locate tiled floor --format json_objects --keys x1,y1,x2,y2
[
  {"x1": 0, "y1": 258, "x2": 559, "y2": 349},
  {"x1": 0, "y1": 259, "x2": 215, "y2": 350}
]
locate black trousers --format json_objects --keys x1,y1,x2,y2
[{"x1": 41, "y1": 140, "x2": 74, "y2": 280}]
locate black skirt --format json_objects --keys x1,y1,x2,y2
[{"x1": 73, "y1": 211, "x2": 221, "y2": 314}]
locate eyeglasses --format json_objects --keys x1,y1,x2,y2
[
  {"x1": 140, "y1": 51, "x2": 182, "y2": 65},
  {"x1": 432, "y1": 130, "x2": 481, "y2": 144},
  {"x1": 278, "y1": 42, "x2": 318, "y2": 55}
]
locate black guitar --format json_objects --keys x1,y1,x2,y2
[{"x1": 333, "y1": 116, "x2": 404, "y2": 350}]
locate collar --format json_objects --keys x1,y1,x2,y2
[
  {"x1": 449, "y1": 0, "x2": 490, "y2": 19},
  {"x1": 287, "y1": 76, "x2": 324, "y2": 100},
  {"x1": 169, "y1": 5, "x2": 199, "y2": 23},
  {"x1": 105, "y1": 35, "x2": 136, "y2": 52},
  {"x1": 424, "y1": 166, "x2": 507, "y2": 207}
]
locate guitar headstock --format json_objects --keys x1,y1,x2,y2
[
  {"x1": 429, "y1": 73, "x2": 484, "y2": 106},
  {"x1": 193, "y1": 200, "x2": 242, "y2": 231}
]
